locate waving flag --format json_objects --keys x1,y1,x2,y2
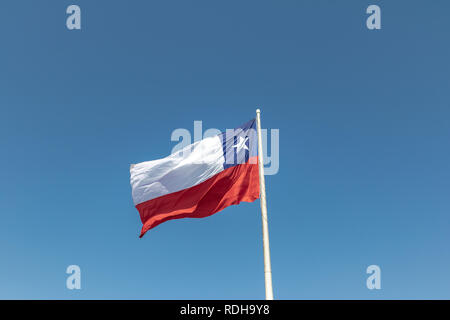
[{"x1": 130, "y1": 119, "x2": 260, "y2": 237}]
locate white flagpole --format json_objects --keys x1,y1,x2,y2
[{"x1": 255, "y1": 108, "x2": 274, "y2": 300}]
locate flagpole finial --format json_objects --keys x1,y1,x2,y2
[{"x1": 256, "y1": 108, "x2": 261, "y2": 114}]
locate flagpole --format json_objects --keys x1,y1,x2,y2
[{"x1": 255, "y1": 108, "x2": 274, "y2": 300}]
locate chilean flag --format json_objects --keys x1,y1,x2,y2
[{"x1": 130, "y1": 119, "x2": 260, "y2": 237}]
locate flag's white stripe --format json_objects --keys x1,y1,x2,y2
[{"x1": 130, "y1": 136, "x2": 225, "y2": 206}]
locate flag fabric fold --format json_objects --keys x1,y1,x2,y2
[{"x1": 130, "y1": 119, "x2": 260, "y2": 237}]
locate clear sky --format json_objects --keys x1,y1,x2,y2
[{"x1": 1, "y1": 1, "x2": 449, "y2": 299}]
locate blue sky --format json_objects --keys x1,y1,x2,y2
[{"x1": 1, "y1": 1, "x2": 449, "y2": 299}]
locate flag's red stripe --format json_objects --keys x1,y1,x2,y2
[{"x1": 136, "y1": 157, "x2": 260, "y2": 237}]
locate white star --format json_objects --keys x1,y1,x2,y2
[{"x1": 233, "y1": 136, "x2": 249, "y2": 152}]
